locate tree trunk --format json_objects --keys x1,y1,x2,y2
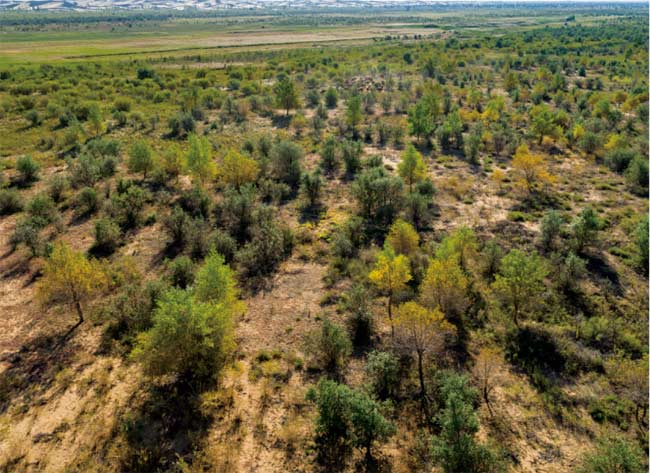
[
  {"x1": 388, "y1": 293, "x2": 394, "y2": 339},
  {"x1": 75, "y1": 299, "x2": 84, "y2": 326},
  {"x1": 484, "y1": 387, "x2": 493, "y2": 417},
  {"x1": 513, "y1": 300, "x2": 519, "y2": 327},
  {"x1": 417, "y1": 350, "x2": 427, "y2": 416}
]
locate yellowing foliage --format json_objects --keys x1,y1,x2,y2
[
  {"x1": 420, "y1": 257, "x2": 469, "y2": 318},
  {"x1": 37, "y1": 242, "x2": 108, "y2": 325},
  {"x1": 369, "y1": 247, "x2": 412, "y2": 333},
  {"x1": 604, "y1": 134, "x2": 626, "y2": 151},
  {"x1": 218, "y1": 149, "x2": 259, "y2": 188},
  {"x1": 511, "y1": 144, "x2": 556, "y2": 194},
  {"x1": 386, "y1": 219, "x2": 419, "y2": 257}
]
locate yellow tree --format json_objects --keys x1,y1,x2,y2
[
  {"x1": 398, "y1": 144, "x2": 427, "y2": 192},
  {"x1": 217, "y1": 149, "x2": 259, "y2": 189},
  {"x1": 369, "y1": 246, "x2": 412, "y2": 337},
  {"x1": 386, "y1": 219, "x2": 419, "y2": 257},
  {"x1": 37, "y1": 242, "x2": 107, "y2": 328},
  {"x1": 471, "y1": 347, "x2": 502, "y2": 417},
  {"x1": 511, "y1": 144, "x2": 556, "y2": 195},
  {"x1": 420, "y1": 257, "x2": 469, "y2": 319},
  {"x1": 395, "y1": 301, "x2": 453, "y2": 412}
]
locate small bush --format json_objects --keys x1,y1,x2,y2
[
  {"x1": 93, "y1": 218, "x2": 121, "y2": 254},
  {"x1": 16, "y1": 155, "x2": 40, "y2": 184},
  {"x1": 0, "y1": 189, "x2": 23, "y2": 215}
]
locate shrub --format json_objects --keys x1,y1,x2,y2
[
  {"x1": 270, "y1": 140, "x2": 303, "y2": 189},
  {"x1": 74, "y1": 187, "x2": 99, "y2": 217},
  {"x1": 540, "y1": 209, "x2": 564, "y2": 251},
  {"x1": 26, "y1": 193, "x2": 58, "y2": 227},
  {"x1": 168, "y1": 112, "x2": 195, "y2": 138},
  {"x1": 305, "y1": 318, "x2": 352, "y2": 373},
  {"x1": 576, "y1": 437, "x2": 645, "y2": 473},
  {"x1": 93, "y1": 218, "x2": 121, "y2": 254},
  {"x1": 605, "y1": 148, "x2": 637, "y2": 173},
  {"x1": 108, "y1": 183, "x2": 149, "y2": 230},
  {"x1": 340, "y1": 284, "x2": 374, "y2": 345},
  {"x1": 162, "y1": 207, "x2": 192, "y2": 249},
  {"x1": 365, "y1": 350, "x2": 400, "y2": 400},
  {"x1": 352, "y1": 167, "x2": 404, "y2": 230},
  {"x1": 178, "y1": 185, "x2": 211, "y2": 219},
  {"x1": 47, "y1": 175, "x2": 68, "y2": 203},
  {"x1": 235, "y1": 206, "x2": 292, "y2": 278},
  {"x1": 0, "y1": 189, "x2": 23, "y2": 215},
  {"x1": 166, "y1": 256, "x2": 195, "y2": 289},
  {"x1": 10, "y1": 218, "x2": 44, "y2": 256},
  {"x1": 16, "y1": 155, "x2": 40, "y2": 184},
  {"x1": 625, "y1": 155, "x2": 648, "y2": 195}
]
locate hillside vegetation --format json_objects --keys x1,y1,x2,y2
[{"x1": 0, "y1": 5, "x2": 647, "y2": 472}]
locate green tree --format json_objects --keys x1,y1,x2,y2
[
  {"x1": 492, "y1": 249, "x2": 548, "y2": 327},
  {"x1": 530, "y1": 104, "x2": 560, "y2": 144},
  {"x1": 431, "y1": 373, "x2": 502, "y2": 473},
  {"x1": 408, "y1": 101, "x2": 435, "y2": 144},
  {"x1": 274, "y1": 76, "x2": 300, "y2": 116},
  {"x1": 570, "y1": 207, "x2": 601, "y2": 253},
  {"x1": 540, "y1": 210, "x2": 564, "y2": 251},
  {"x1": 193, "y1": 250, "x2": 241, "y2": 310},
  {"x1": 325, "y1": 87, "x2": 338, "y2": 108},
  {"x1": 131, "y1": 287, "x2": 236, "y2": 382},
  {"x1": 300, "y1": 170, "x2": 324, "y2": 209},
  {"x1": 128, "y1": 140, "x2": 155, "y2": 180},
  {"x1": 306, "y1": 379, "x2": 394, "y2": 465},
  {"x1": 217, "y1": 149, "x2": 259, "y2": 189},
  {"x1": 346, "y1": 95, "x2": 363, "y2": 136},
  {"x1": 270, "y1": 140, "x2": 303, "y2": 189},
  {"x1": 365, "y1": 350, "x2": 400, "y2": 400},
  {"x1": 398, "y1": 144, "x2": 427, "y2": 192}
]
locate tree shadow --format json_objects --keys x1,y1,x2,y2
[
  {"x1": 116, "y1": 381, "x2": 214, "y2": 472},
  {"x1": 354, "y1": 452, "x2": 393, "y2": 473},
  {"x1": 271, "y1": 115, "x2": 292, "y2": 129},
  {"x1": 299, "y1": 203, "x2": 325, "y2": 224},
  {"x1": 584, "y1": 252, "x2": 622, "y2": 296},
  {"x1": 0, "y1": 332, "x2": 80, "y2": 415}
]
